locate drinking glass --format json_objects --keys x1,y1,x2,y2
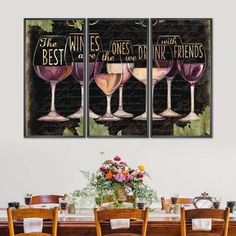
[
  {"x1": 153, "y1": 44, "x2": 173, "y2": 120},
  {"x1": 94, "y1": 51, "x2": 123, "y2": 121},
  {"x1": 212, "y1": 197, "x2": 221, "y2": 209},
  {"x1": 170, "y1": 193, "x2": 179, "y2": 205},
  {"x1": 157, "y1": 35, "x2": 182, "y2": 118},
  {"x1": 177, "y1": 45, "x2": 206, "y2": 122},
  {"x1": 227, "y1": 201, "x2": 236, "y2": 213},
  {"x1": 24, "y1": 193, "x2": 32, "y2": 208},
  {"x1": 68, "y1": 62, "x2": 98, "y2": 119},
  {"x1": 33, "y1": 35, "x2": 73, "y2": 122},
  {"x1": 68, "y1": 33, "x2": 99, "y2": 119},
  {"x1": 8, "y1": 202, "x2": 20, "y2": 210},
  {"x1": 128, "y1": 64, "x2": 147, "y2": 120},
  {"x1": 59, "y1": 198, "x2": 68, "y2": 214},
  {"x1": 108, "y1": 40, "x2": 134, "y2": 118}
]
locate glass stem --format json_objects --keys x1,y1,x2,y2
[
  {"x1": 118, "y1": 86, "x2": 123, "y2": 110},
  {"x1": 106, "y1": 95, "x2": 112, "y2": 116},
  {"x1": 167, "y1": 80, "x2": 172, "y2": 109},
  {"x1": 152, "y1": 82, "x2": 155, "y2": 112},
  {"x1": 80, "y1": 83, "x2": 84, "y2": 108},
  {"x1": 191, "y1": 85, "x2": 195, "y2": 113},
  {"x1": 50, "y1": 82, "x2": 57, "y2": 113}
]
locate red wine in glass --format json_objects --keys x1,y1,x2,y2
[
  {"x1": 153, "y1": 45, "x2": 173, "y2": 120},
  {"x1": 157, "y1": 35, "x2": 182, "y2": 118},
  {"x1": 178, "y1": 63, "x2": 205, "y2": 86},
  {"x1": 34, "y1": 66, "x2": 72, "y2": 83},
  {"x1": 178, "y1": 60, "x2": 206, "y2": 122},
  {"x1": 33, "y1": 35, "x2": 73, "y2": 122},
  {"x1": 171, "y1": 197, "x2": 178, "y2": 205},
  {"x1": 24, "y1": 194, "x2": 32, "y2": 207}
]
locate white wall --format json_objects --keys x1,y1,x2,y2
[{"x1": 0, "y1": 0, "x2": 236, "y2": 207}]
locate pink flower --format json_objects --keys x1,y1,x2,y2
[
  {"x1": 115, "y1": 172, "x2": 125, "y2": 182},
  {"x1": 124, "y1": 173, "x2": 133, "y2": 182},
  {"x1": 119, "y1": 162, "x2": 127, "y2": 166},
  {"x1": 137, "y1": 172, "x2": 143, "y2": 178},
  {"x1": 114, "y1": 156, "x2": 121, "y2": 162},
  {"x1": 100, "y1": 166, "x2": 107, "y2": 173}
]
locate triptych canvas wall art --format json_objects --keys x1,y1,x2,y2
[{"x1": 24, "y1": 18, "x2": 212, "y2": 138}]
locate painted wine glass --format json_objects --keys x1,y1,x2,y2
[
  {"x1": 94, "y1": 51, "x2": 123, "y2": 121},
  {"x1": 158, "y1": 35, "x2": 182, "y2": 118},
  {"x1": 107, "y1": 40, "x2": 134, "y2": 118},
  {"x1": 128, "y1": 47, "x2": 148, "y2": 121},
  {"x1": 68, "y1": 33, "x2": 100, "y2": 119},
  {"x1": 153, "y1": 44, "x2": 173, "y2": 120},
  {"x1": 33, "y1": 35, "x2": 73, "y2": 122},
  {"x1": 177, "y1": 44, "x2": 206, "y2": 122}
]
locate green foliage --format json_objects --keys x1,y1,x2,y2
[
  {"x1": 66, "y1": 20, "x2": 83, "y2": 30},
  {"x1": 173, "y1": 106, "x2": 211, "y2": 136},
  {"x1": 117, "y1": 130, "x2": 122, "y2": 136},
  {"x1": 133, "y1": 182, "x2": 158, "y2": 207},
  {"x1": 63, "y1": 118, "x2": 122, "y2": 136},
  {"x1": 75, "y1": 118, "x2": 84, "y2": 136},
  {"x1": 26, "y1": 20, "x2": 54, "y2": 32},
  {"x1": 89, "y1": 118, "x2": 109, "y2": 136},
  {"x1": 63, "y1": 127, "x2": 74, "y2": 136}
]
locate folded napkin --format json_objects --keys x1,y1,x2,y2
[
  {"x1": 24, "y1": 218, "x2": 43, "y2": 233},
  {"x1": 110, "y1": 219, "x2": 130, "y2": 230},
  {"x1": 192, "y1": 219, "x2": 212, "y2": 231}
]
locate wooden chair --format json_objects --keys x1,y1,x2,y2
[
  {"x1": 94, "y1": 208, "x2": 149, "y2": 236},
  {"x1": 161, "y1": 197, "x2": 193, "y2": 210},
  {"x1": 31, "y1": 195, "x2": 65, "y2": 205},
  {"x1": 7, "y1": 207, "x2": 58, "y2": 236},
  {"x1": 180, "y1": 207, "x2": 230, "y2": 236}
]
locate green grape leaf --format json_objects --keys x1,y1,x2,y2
[
  {"x1": 89, "y1": 118, "x2": 109, "y2": 136},
  {"x1": 173, "y1": 106, "x2": 211, "y2": 137},
  {"x1": 62, "y1": 118, "x2": 123, "y2": 137},
  {"x1": 117, "y1": 130, "x2": 122, "y2": 136},
  {"x1": 63, "y1": 128, "x2": 74, "y2": 136},
  {"x1": 75, "y1": 118, "x2": 84, "y2": 136},
  {"x1": 75, "y1": 20, "x2": 83, "y2": 30},
  {"x1": 26, "y1": 20, "x2": 54, "y2": 32},
  {"x1": 203, "y1": 106, "x2": 211, "y2": 135}
]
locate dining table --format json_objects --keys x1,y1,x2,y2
[{"x1": 1, "y1": 208, "x2": 236, "y2": 236}]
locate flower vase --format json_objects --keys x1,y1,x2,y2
[{"x1": 115, "y1": 187, "x2": 127, "y2": 202}]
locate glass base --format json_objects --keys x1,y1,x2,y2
[
  {"x1": 68, "y1": 107, "x2": 83, "y2": 119},
  {"x1": 160, "y1": 108, "x2": 181, "y2": 118},
  {"x1": 38, "y1": 111, "x2": 69, "y2": 122},
  {"x1": 89, "y1": 110, "x2": 100, "y2": 119},
  {"x1": 152, "y1": 113, "x2": 165, "y2": 121},
  {"x1": 68, "y1": 109, "x2": 100, "y2": 119},
  {"x1": 114, "y1": 108, "x2": 134, "y2": 118},
  {"x1": 97, "y1": 113, "x2": 120, "y2": 121},
  {"x1": 134, "y1": 112, "x2": 147, "y2": 120},
  {"x1": 179, "y1": 112, "x2": 199, "y2": 122}
]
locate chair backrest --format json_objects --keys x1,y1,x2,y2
[
  {"x1": 161, "y1": 197, "x2": 193, "y2": 209},
  {"x1": 180, "y1": 207, "x2": 230, "y2": 236},
  {"x1": 94, "y1": 208, "x2": 149, "y2": 236},
  {"x1": 31, "y1": 195, "x2": 65, "y2": 205},
  {"x1": 7, "y1": 207, "x2": 58, "y2": 236}
]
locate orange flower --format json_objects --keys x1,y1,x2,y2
[
  {"x1": 138, "y1": 165, "x2": 145, "y2": 172},
  {"x1": 106, "y1": 171, "x2": 113, "y2": 180},
  {"x1": 122, "y1": 170, "x2": 128, "y2": 174}
]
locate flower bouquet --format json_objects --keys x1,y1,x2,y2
[{"x1": 73, "y1": 156, "x2": 158, "y2": 208}]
